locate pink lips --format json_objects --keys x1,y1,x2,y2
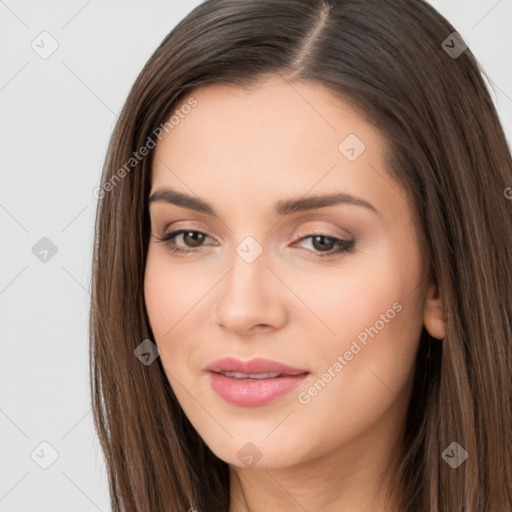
[{"x1": 205, "y1": 357, "x2": 309, "y2": 407}]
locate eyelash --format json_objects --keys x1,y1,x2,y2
[{"x1": 153, "y1": 229, "x2": 356, "y2": 258}]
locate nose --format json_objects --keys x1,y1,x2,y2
[{"x1": 214, "y1": 244, "x2": 287, "y2": 335}]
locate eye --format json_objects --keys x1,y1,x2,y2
[
  {"x1": 153, "y1": 229, "x2": 356, "y2": 258},
  {"x1": 291, "y1": 232, "x2": 356, "y2": 258},
  {"x1": 153, "y1": 229, "x2": 214, "y2": 255}
]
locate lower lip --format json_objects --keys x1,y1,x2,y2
[{"x1": 207, "y1": 372, "x2": 309, "y2": 407}]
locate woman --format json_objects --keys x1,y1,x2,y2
[{"x1": 89, "y1": 0, "x2": 512, "y2": 510}]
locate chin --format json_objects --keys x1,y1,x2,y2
[{"x1": 203, "y1": 431, "x2": 310, "y2": 470}]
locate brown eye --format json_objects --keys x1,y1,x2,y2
[
  {"x1": 154, "y1": 229, "x2": 213, "y2": 255},
  {"x1": 292, "y1": 233, "x2": 356, "y2": 258},
  {"x1": 311, "y1": 235, "x2": 336, "y2": 252},
  {"x1": 181, "y1": 231, "x2": 206, "y2": 247}
]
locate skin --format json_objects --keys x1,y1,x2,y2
[{"x1": 144, "y1": 75, "x2": 446, "y2": 512}]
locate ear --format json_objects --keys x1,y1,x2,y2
[{"x1": 423, "y1": 275, "x2": 446, "y2": 340}]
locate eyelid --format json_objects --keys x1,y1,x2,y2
[
  {"x1": 156, "y1": 222, "x2": 351, "y2": 243},
  {"x1": 159, "y1": 220, "x2": 212, "y2": 236},
  {"x1": 293, "y1": 223, "x2": 352, "y2": 241}
]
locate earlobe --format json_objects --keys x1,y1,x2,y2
[{"x1": 423, "y1": 278, "x2": 446, "y2": 340}]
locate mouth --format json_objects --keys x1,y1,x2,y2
[
  {"x1": 205, "y1": 357, "x2": 310, "y2": 407},
  {"x1": 215, "y1": 371, "x2": 291, "y2": 379}
]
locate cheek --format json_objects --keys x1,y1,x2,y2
[
  {"x1": 144, "y1": 250, "x2": 206, "y2": 336},
  {"x1": 289, "y1": 272, "x2": 423, "y2": 452},
  {"x1": 287, "y1": 255, "x2": 421, "y2": 348},
  {"x1": 302, "y1": 246, "x2": 424, "y2": 402},
  {"x1": 144, "y1": 249, "x2": 230, "y2": 398},
  {"x1": 143, "y1": 252, "x2": 203, "y2": 371}
]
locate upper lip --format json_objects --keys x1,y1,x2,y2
[{"x1": 205, "y1": 357, "x2": 309, "y2": 376}]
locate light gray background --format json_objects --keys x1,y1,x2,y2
[{"x1": 1, "y1": 1, "x2": 511, "y2": 510}]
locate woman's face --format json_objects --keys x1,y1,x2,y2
[{"x1": 144, "y1": 75, "x2": 436, "y2": 471}]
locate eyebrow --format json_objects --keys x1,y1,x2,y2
[{"x1": 147, "y1": 187, "x2": 379, "y2": 217}]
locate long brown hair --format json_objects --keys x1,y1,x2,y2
[{"x1": 89, "y1": 0, "x2": 512, "y2": 510}]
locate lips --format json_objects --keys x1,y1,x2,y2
[
  {"x1": 205, "y1": 357, "x2": 309, "y2": 376},
  {"x1": 204, "y1": 357, "x2": 310, "y2": 407}
]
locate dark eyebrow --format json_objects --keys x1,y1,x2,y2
[{"x1": 147, "y1": 187, "x2": 379, "y2": 217}]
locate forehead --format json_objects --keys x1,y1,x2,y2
[
  {"x1": 159, "y1": 76, "x2": 379, "y2": 161},
  {"x1": 150, "y1": 76, "x2": 403, "y2": 221}
]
